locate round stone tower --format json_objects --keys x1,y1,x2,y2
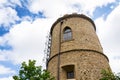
[{"x1": 47, "y1": 13, "x2": 110, "y2": 80}]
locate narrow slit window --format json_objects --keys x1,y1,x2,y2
[{"x1": 63, "y1": 27, "x2": 72, "y2": 41}]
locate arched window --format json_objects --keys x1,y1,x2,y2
[{"x1": 63, "y1": 27, "x2": 72, "y2": 41}]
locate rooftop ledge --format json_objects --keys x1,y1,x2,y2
[{"x1": 50, "y1": 13, "x2": 96, "y2": 35}]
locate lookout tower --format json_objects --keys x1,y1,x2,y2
[{"x1": 47, "y1": 13, "x2": 110, "y2": 80}]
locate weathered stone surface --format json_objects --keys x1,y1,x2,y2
[{"x1": 47, "y1": 14, "x2": 110, "y2": 80}]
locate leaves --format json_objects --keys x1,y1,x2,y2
[
  {"x1": 100, "y1": 69, "x2": 120, "y2": 80},
  {"x1": 13, "y1": 60, "x2": 55, "y2": 80}
]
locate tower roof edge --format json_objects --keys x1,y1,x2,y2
[{"x1": 50, "y1": 14, "x2": 96, "y2": 35}]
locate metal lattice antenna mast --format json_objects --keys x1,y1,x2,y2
[{"x1": 43, "y1": 32, "x2": 51, "y2": 69}]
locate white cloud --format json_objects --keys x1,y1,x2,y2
[
  {"x1": 95, "y1": 4, "x2": 120, "y2": 73},
  {"x1": 26, "y1": 0, "x2": 116, "y2": 18},
  {"x1": 9, "y1": 0, "x2": 22, "y2": 7},
  {"x1": 21, "y1": 16, "x2": 33, "y2": 22},
  {"x1": 0, "y1": 18, "x2": 54, "y2": 67},
  {"x1": 0, "y1": 0, "x2": 21, "y2": 28},
  {"x1": 0, "y1": 65, "x2": 15, "y2": 75},
  {"x1": 27, "y1": 0, "x2": 71, "y2": 18},
  {"x1": 0, "y1": 51, "x2": 6, "y2": 61},
  {"x1": 0, "y1": 76, "x2": 13, "y2": 80},
  {"x1": 0, "y1": 7, "x2": 20, "y2": 28},
  {"x1": 0, "y1": 0, "x2": 117, "y2": 28},
  {"x1": 0, "y1": 0, "x2": 21, "y2": 8}
]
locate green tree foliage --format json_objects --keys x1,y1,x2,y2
[
  {"x1": 13, "y1": 60, "x2": 55, "y2": 80},
  {"x1": 100, "y1": 69, "x2": 120, "y2": 80}
]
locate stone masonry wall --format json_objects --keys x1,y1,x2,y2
[{"x1": 48, "y1": 14, "x2": 110, "y2": 80}]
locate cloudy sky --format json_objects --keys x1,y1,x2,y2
[{"x1": 0, "y1": 0, "x2": 120, "y2": 80}]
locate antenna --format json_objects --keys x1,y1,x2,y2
[{"x1": 43, "y1": 32, "x2": 51, "y2": 69}]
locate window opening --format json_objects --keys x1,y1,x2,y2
[
  {"x1": 67, "y1": 71, "x2": 74, "y2": 79},
  {"x1": 63, "y1": 27, "x2": 72, "y2": 41},
  {"x1": 62, "y1": 65, "x2": 75, "y2": 79}
]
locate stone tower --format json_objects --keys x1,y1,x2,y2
[{"x1": 47, "y1": 13, "x2": 110, "y2": 80}]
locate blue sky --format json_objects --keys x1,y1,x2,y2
[{"x1": 0, "y1": 0, "x2": 120, "y2": 80}]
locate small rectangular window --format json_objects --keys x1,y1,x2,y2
[
  {"x1": 62, "y1": 65, "x2": 75, "y2": 79},
  {"x1": 67, "y1": 71, "x2": 74, "y2": 79}
]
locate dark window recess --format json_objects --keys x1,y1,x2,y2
[
  {"x1": 63, "y1": 27, "x2": 72, "y2": 41},
  {"x1": 62, "y1": 65, "x2": 75, "y2": 79},
  {"x1": 67, "y1": 71, "x2": 74, "y2": 79}
]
